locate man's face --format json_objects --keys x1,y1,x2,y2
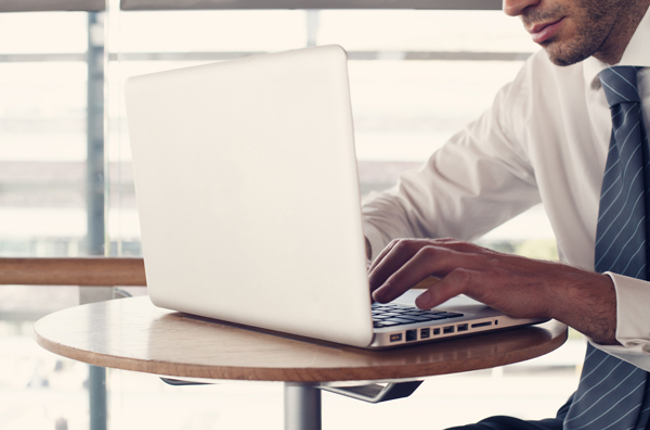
[{"x1": 504, "y1": 0, "x2": 628, "y2": 66}]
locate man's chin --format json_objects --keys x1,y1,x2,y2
[{"x1": 543, "y1": 44, "x2": 591, "y2": 67}]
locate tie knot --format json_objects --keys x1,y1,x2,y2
[{"x1": 599, "y1": 66, "x2": 642, "y2": 107}]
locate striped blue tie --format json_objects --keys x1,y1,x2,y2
[{"x1": 563, "y1": 66, "x2": 650, "y2": 430}]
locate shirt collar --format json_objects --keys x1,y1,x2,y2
[{"x1": 583, "y1": 6, "x2": 650, "y2": 89}]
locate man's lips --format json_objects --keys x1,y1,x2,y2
[{"x1": 527, "y1": 17, "x2": 565, "y2": 44}]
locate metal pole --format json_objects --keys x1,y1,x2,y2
[
  {"x1": 88, "y1": 366, "x2": 107, "y2": 430},
  {"x1": 86, "y1": 13, "x2": 105, "y2": 255},
  {"x1": 284, "y1": 383, "x2": 322, "y2": 430},
  {"x1": 86, "y1": 11, "x2": 108, "y2": 430}
]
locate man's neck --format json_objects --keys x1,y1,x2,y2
[{"x1": 594, "y1": 0, "x2": 650, "y2": 64}]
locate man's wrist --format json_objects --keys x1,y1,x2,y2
[{"x1": 552, "y1": 270, "x2": 618, "y2": 345}]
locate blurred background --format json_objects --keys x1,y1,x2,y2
[{"x1": 0, "y1": 4, "x2": 583, "y2": 429}]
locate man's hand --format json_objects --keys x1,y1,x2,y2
[{"x1": 367, "y1": 238, "x2": 619, "y2": 345}]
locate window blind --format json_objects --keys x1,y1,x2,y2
[
  {"x1": 0, "y1": 0, "x2": 104, "y2": 12},
  {"x1": 120, "y1": 0, "x2": 501, "y2": 11}
]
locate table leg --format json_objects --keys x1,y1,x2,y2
[{"x1": 284, "y1": 382, "x2": 322, "y2": 430}]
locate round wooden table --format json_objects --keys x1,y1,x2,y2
[{"x1": 35, "y1": 296, "x2": 567, "y2": 429}]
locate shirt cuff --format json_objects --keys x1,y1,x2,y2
[{"x1": 590, "y1": 272, "x2": 650, "y2": 371}]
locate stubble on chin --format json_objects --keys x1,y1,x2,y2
[
  {"x1": 543, "y1": 34, "x2": 602, "y2": 66},
  {"x1": 523, "y1": 0, "x2": 632, "y2": 66}
]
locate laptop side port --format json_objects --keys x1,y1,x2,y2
[
  {"x1": 457, "y1": 323, "x2": 468, "y2": 332},
  {"x1": 443, "y1": 326, "x2": 454, "y2": 334},
  {"x1": 471, "y1": 321, "x2": 493, "y2": 328},
  {"x1": 405, "y1": 329, "x2": 417, "y2": 342},
  {"x1": 390, "y1": 333, "x2": 403, "y2": 343},
  {"x1": 420, "y1": 328, "x2": 430, "y2": 339},
  {"x1": 432, "y1": 328, "x2": 441, "y2": 335}
]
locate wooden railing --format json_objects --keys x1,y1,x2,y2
[{"x1": 0, "y1": 257, "x2": 146, "y2": 287}]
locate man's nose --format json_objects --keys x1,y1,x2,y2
[{"x1": 503, "y1": 0, "x2": 541, "y2": 16}]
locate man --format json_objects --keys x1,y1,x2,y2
[{"x1": 363, "y1": 0, "x2": 650, "y2": 428}]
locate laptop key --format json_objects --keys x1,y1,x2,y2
[
  {"x1": 374, "y1": 320, "x2": 402, "y2": 327},
  {"x1": 414, "y1": 314, "x2": 448, "y2": 320},
  {"x1": 381, "y1": 312, "x2": 406, "y2": 318},
  {"x1": 382, "y1": 317, "x2": 418, "y2": 326},
  {"x1": 372, "y1": 314, "x2": 393, "y2": 320},
  {"x1": 398, "y1": 315, "x2": 431, "y2": 322},
  {"x1": 435, "y1": 312, "x2": 464, "y2": 318}
]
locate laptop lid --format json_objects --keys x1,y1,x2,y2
[
  {"x1": 126, "y1": 45, "x2": 375, "y2": 347},
  {"x1": 126, "y1": 45, "x2": 546, "y2": 350}
]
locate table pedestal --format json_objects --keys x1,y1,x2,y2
[{"x1": 285, "y1": 383, "x2": 322, "y2": 430}]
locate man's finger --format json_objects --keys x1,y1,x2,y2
[
  {"x1": 367, "y1": 239, "x2": 401, "y2": 272},
  {"x1": 372, "y1": 244, "x2": 450, "y2": 302},
  {"x1": 414, "y1": 268, "x2": 476, "y2": 309},
  {"x1": 368, "y1": 240, "x2": 421, "y2": 292}
]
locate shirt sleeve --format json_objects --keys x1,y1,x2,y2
[
  {"x1": 362, "y1": 64, "x2": 541, "y2": 259},
  {"x1": 590, "y1": 272, "x2": 650, "y2": 371},
  {"x1": 361, "y1": 52, "x2": 650, "y2": 369}
]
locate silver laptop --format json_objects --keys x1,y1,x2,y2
[{"x1": 125, "y1": 45, "x2": 545, "y2": 349}]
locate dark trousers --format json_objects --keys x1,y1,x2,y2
[
  {"x1": 446, "y1": 397, "x2": 570, "y2": 430},
  {"x1": 446, "y1": 416, "x2": 563, "y2": 430}
]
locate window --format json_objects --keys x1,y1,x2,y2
[{"x1": 0, "y1": 8, "x2": 578, "y2": 429}]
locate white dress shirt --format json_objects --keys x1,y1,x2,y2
[{"x1": 362, "y1": 11, "x2": 650, "y2": 370}]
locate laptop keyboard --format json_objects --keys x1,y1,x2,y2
[{"x1": 372, "y1": 303, "x2": 464, "y2": 329}]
